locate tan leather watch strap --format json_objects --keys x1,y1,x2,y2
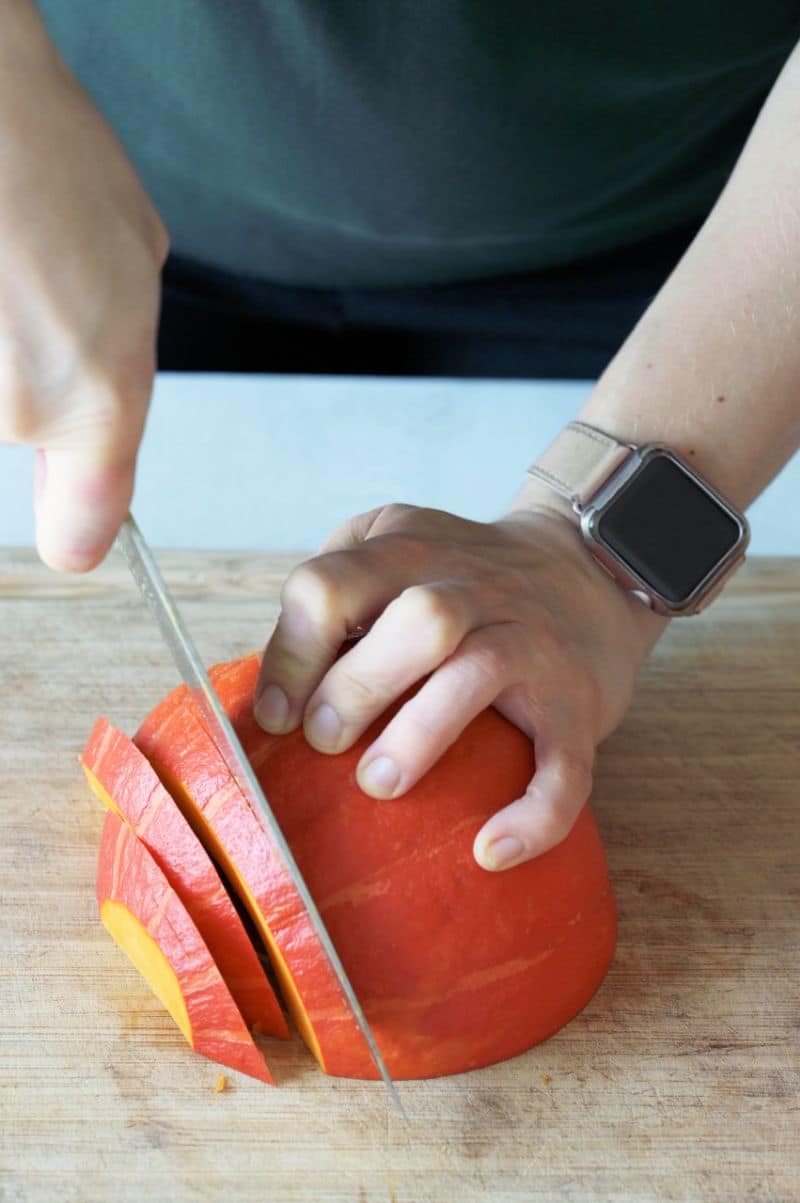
[{"x1": 527, "y1": 421, "x2": 634, "y2": 510}]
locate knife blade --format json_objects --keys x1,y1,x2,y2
[{"x1": 116, "y1": 513, "x2": 406, "y2": 1120}]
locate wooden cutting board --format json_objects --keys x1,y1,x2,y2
[{"x1": 0, "y1": 550, "x2": 798, "y2": 1203}]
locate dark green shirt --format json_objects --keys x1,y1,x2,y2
[{"x1": 38, "y1": 2, "x2": 800, "y2": 287}]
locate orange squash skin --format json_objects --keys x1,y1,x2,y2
[
  {"x1": 96, "y1": 810, "x2": 273, "y2": 1083},
  {"x1": 83, "y1": 718, "x2": 288, "y2": 1040},
  {"x1": 136, "y1": 654, "x2": 617, "y2": 1081}
]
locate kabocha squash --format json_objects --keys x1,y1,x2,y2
[
  {"x1": 83, "y1": 718, "x2": 288, "y2": 1040},
  {"x1": 96, "y1": 809, "x2": 273, "y2": 1083},
  {"x1": 132, "y1": 654, "x2": 617, "y2": 1081}
]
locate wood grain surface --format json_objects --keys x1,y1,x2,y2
[{"x1": 0, "y1": 550, "x2": 798, "y2": 1203}]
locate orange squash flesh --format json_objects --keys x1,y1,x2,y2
[
  {"x1": 82, "y1": 718, "x2": 288, "y2": 1040},
  {"x1": 135, "y1": 653, "x2": 617, "y2": 1081},
  {"x1": 136, "y1": 684, "x2": 369, "y2": 1075},
  {"x1": 96, "y1": 809, "x2": 273, "y2": 1083}
]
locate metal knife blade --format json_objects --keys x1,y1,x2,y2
[{"x1": 116, "y1": 513, "x2": 406, "y2": 1120}]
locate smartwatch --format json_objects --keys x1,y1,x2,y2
[{"x1": 527, "y1": 421, "x2": 750, "y2": 616}]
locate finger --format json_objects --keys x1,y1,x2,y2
[
  {"x1": 302, "y1": 582, "x2": 476, "y2": 754},
  {"x1": 34, "y1": 393, "x2": 150, "y2": 573},
  {"x1": 472, "y1": 731, "x2": 594, "y2": 871},
  {"x1": 253, "y1": 551, "x2": 406, "y2": 734},
  {"x1": 35, "y1": 444, "x2": 138, "y2": 572},
  {"x1": 354, "y1": 624, "x2": 519, "y2": 798}
]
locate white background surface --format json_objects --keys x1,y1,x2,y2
[{"x1": 1, "y1": 372, "x2": 798, "y2": 554}]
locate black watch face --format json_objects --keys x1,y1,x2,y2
[{"x1": 594, "y1": 453, "x2": 742, "y2": 605}]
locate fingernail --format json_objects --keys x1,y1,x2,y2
[
  {"x1": 305, "y1": 703, "x2": 342, "y2": 750},
  {"x1": 483, "y1": 835, "x2": 525, "y2": 871},
  {"x1": 358, "y1": 755, "x2": 401, "y2": 798},
  {"x1": 254, "y1": 684, "x2": 290, "y2": 732}
]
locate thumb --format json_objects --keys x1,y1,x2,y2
[{"x1": 34, "y1": 426, "x2": 143, "y2": 574}]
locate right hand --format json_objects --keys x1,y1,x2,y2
[{"x1": 0, "y1": 7, "x2": 168, "y2": 571}]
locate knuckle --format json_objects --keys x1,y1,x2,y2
[
  {"x1": 460, "y1": 640, "x2": 510, "y2": 691},
  {"x1": 536, "y1": 799, "x2": 579, "y2": 848},
  {"x1": 397, "y1": 583, "x2": 449, "y2": 623},
  {"x1": 280, "y1": 560, "x2": 342, "y2": 622},
  {"x1": 374, "y1": 502, "x2": 415, "y2": 530},
  {"x1": 57, "y1": 389, "x2": 138, "y2": 459},
  {"x1": 361, "y1": 502, "x2": 423, "y2": 541},
  {"x1": 551, "y1": 750, "x2": 594, "y2": 799},
  {"x1": 395, "y1": 700, "x2": 441, "y2": 744},
  {"x1": 335, "y1": 667, "x2": 382, "y2": 713},
  {"x1": 318, "y1": 514, "x2": 364, "y2": 552},
  {"x1": 396, "y1": 584, "x2": 461, "y2": 652},
  {"x1": 264, "y1": 635, "x2": 312, "y2": 683}
]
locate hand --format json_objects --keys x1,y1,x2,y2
[
  {"x1": 0, "y1": 12, "x2": 168, "y2": 571},
  {"x1": 253, "y1": 498, "x2": 669, "y2": 870}
]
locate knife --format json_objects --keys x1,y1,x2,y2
[{"x1": 115, "y1": 512, "x2": 406, "y2": 1120}]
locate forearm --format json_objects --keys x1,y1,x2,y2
[
  {"x1": 516, "y1": 37, "x2": 800, "y2": 517},
  {"x1": 3, "y1": 1, "x2": 59, "y2": 67}
]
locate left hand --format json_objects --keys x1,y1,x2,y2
[{"x1": 254, "y1": 501, "x2": 669, "y2": 870}]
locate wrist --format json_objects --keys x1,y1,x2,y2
[
  {"x1": 509, "y1": 414, "x2": 749, "y2": 618},
  {"x1": 501, "y1": 477, "x2": 672, "y2": 649}
]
